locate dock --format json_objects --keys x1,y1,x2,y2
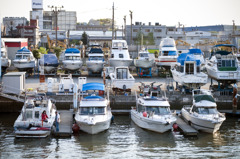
[
  {"x1": 53, "y1": 110, "x2": 73, "y2": 137},
  {"x1": 175, "y1": 115, "x2": 198, "y2": 137}
]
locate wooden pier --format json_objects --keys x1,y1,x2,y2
[
  {"x1": 175, "y1": 115, "x2": 198, "y2": 137},
  {"x1": 53, "y1": 110, "x2": 73, "y2": 137}
]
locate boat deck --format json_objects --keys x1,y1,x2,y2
[
  {"x1": 175, "y1": 115, "x2": 198, "y2": 137},
  {"x1": 53, "y1": 110, "x2": 73, "y2": 137}
]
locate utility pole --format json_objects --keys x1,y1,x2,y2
[
  {"x1": 123, "y1": 15, "x2": 126, "y2": 40},
  {"x1": 112, "y1": 3, "x2": 114, "y2": 40},
  {"x1": 49, "y1": 5, "x2": 63, "y2": 47},
  {"x1": 129, "y1": 10, "x2": 133, "y2": 45}
]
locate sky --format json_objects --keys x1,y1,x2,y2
[{"x1": 0, "y1": 0, "x2": 240, "y2": 28}]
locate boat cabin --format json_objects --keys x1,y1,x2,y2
[{"x1": 216, "y1": 54, "x2": 237, "y2": 71}]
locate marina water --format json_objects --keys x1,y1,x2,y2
[{"x1": 0, "y1": 113, "x2": 240, "y2": 158}]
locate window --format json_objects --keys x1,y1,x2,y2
[
  {"x1": 185, "y1": 63, "x2": 194, "y2": 74},
  {"x1": 198, "y1": 107, "x2": 218, "y2": 114},
  {"x1": 117, "y1": 68, "x2": 128, "y2": 79},
  {"x1": 154, "y1": 29, "x2": 162, "y2": 32},
  {"x1": 35, "y1": 111, "x2": 39, "y2": 119},
  {"x1": 119, "y1": 54, "x2": 124, "y2": 58},
  {"x1": 133, "y1": 29, "x2": 138, "y2": 32},
  {"x1": 80, "y1": 107, "x2": 105, "y2": 115},
  {"x1": 16, "y1": 55, "x2": 22, "y2": 59},
  {"x1": 145, "y1": 29, "x2": 150, "y2": 32},
  {"x1": 26, "y1": 111, "x2": 32, "y2": 119},
  {"x1": 145, "y1": 106, "x2": 170, "y2": 115},
  {"x1": 111, "y1": 54, "x2": 114, "y2": 58}
]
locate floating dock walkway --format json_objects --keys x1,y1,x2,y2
[
  {"x1": 53, "y1": 110, "x2": 73, "y2": 137},
  {"x1": 175, "y1": 115, "x2": 198, "y2": 137}
]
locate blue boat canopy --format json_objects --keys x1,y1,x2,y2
[
  {"x1": 177, "y1": 53, "x2": 201, "y2": 66},
  {"x1": 65, "y1": 48, "x2": 80, "y2": 53},
  {"x1": 17, "y1": 47, "x2": 31, "y2": 53},
  {"x1": 214, "y1": 44, "x2": 235, "y2": 48},
  {"x1": 82, "y1": 83, "x2": 105, "y2": 91},
  {"x1": 84, "y1": 96, "x2": 103, "y2": 99},
  {"x1": 188, "y1": 49, "x2": 203, "y2": 55}
]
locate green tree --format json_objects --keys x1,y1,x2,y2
[
  {"x1": 70, "y1": 39, "x2": 80, "y2": 46},
  {"x1": 54, "y1": 47, "x2": 62, "y2": 59},
  {"x1": 32, "y1": 49, "x2": 41, "y2": 59},
  {"x1": 81, "y1": 31, "x2": 88, "y2": 45},
  {"x1": 38, "y1": 47, "x2": 48, "y2": 54}
]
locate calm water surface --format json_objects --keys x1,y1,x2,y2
[{"x1": 0, "y1": 113, "x2": 240, "y2": 159}]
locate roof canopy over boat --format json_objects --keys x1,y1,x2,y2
[
  {"x1": 65, "y1": 48, "x2": 80, "y2": 53},
  {"x1": 194, "y1": 95, "x2": 216, "y2": 107},
  {"x1": 17, "y1": 47, "x2": 31, "y2": 53},
  {"x1": 160, "y1": 37, "x2": 176, "y2": 47},
  {"x1": 82, "y1": 83, "x2": 105, "y2": 91},
  {"x1": 188, "y1": 49, "x2": 203, "y2": 55},
  {"x1": 177, "y1": 53, "x2": 201, "y2": 66}
]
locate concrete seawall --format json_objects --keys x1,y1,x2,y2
[{"x1": 0, "y1": 92, "x2": 238, "y2": 113}]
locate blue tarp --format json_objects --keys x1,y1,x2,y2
[
  {"x1": 82, "y1": 83, "x2": 105, "y2": 91},
  {"x1": 188, "y1": 49, "x2": 203, "y2": 55},
  {"x1": 39, "y1": 54, "x2": 59, "y2": 67},
  {"x1": 177, "y1": 53, "x2": 201, "y2": 66},
  {"x1": 65, "y1": 48, "x2": 80, "y2": 53},
  {"x1": 17, "y1": 47, "x2": 31, "y2": 53}
]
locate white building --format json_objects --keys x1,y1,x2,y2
[
  {"x1": 31, "y1": 0, "x2": 44, "y2": 31},
  {"x1": 185, "y1": 31, "x2": 212, "y2": 45}
]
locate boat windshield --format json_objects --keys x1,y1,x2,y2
[
  {"x1": 65, "y1": 56, "x2": 80, "y2": 60},
  {"x1": 139, "y1": 53, "x2": 149, "y2": 57},
  {"x1": 193, "y1": 107, "x2": 218, "y2": 114},
  {"x1": 89, "y1": 56, "x2": 103, "y2": 61},
  {"x1": 15, "y1": 55, "x2": 22, "y2": 59},
  {"x1": 113, "y1": 42, "x2": 126, "y2": 48},
  {"x1": 145, "y1": 106, "x2": 171, "y2": 115},
  {"x1": 80, "y1": 107, "x2": 105, "y2": 115}
]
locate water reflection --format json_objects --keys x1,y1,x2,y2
[{"x1": 0, "y1": 113, "x2": 240, "y2": 158}]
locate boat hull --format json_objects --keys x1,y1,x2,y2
[
  {"x1": 15, "y1": 128, "x2": 51, "y2": 138},
  {"x1": 109, "y1": 59, "x2": 132, "y2": 67},
  {"x1": 75, "y1": 116, "x2": 112, "y2": 134},
  {"x1": 205, "y1": 66, "x2": 240, "y2": 81},
  {"x1": 134, "y1": 59, "x2": 154, "y2": 68},
  {"x1": 86, "y1": 61, "x2": 104, "y2": 72},
  {"x1": 62, "y1": 60, "x2": 83, "y2": 71},
  {"x1": 13, "y1": 60, "x2": 36, "y2": 70},
  {"x1": 155, "y1": 56, "x2": 178, "y2": 67},
  {"x1": 181, "y1": 108, "x2": 225, "y2": 133},
  {"x1": 171, "y1": 70, "x2": 208, "y2": 88},
  {"x1": 131, "y1": 110, "x2": 175, "y2": 133},
  {"x1": 111, "y1": 78, "x2": 135, "y2": 90},
  {"x1": 1, "y1": 58, "x2": 11, "y2": 68}
]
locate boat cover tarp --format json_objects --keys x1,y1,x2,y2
[
  {"x1": 177, "y1": 53, "x2": 201, "y2": 66},
  {"x1": 214, "y1": 44, "x2": 235, "y2": 48},
  {"x1": 194, "y1": 95, "x2": 215, "y2": 103},
  {"x1": 188, "y1": 49, "x2": 203, "y2": 55},
  {"x1": 17, "y1": 47, "x2": 31, "y2": 53},
  {"x1": 65, "y1": 48, "x2": 80, "y2": 53},
  {"x1": 89, "y1": 48, "x2": 103, "y2": 53},
  {"x1": 82, "y1": 83, "x2": 105, "y2": 91},
  {"x1": 39, "y1": 54, "x2": 59, "y2": 67}
]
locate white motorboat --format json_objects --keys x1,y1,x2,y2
[
  {"x1": 131, "y1": 84, "x2": 176, "y2": 133},
  {"x1": 205, "y1": 44, "x2": 240, "y2": 82},
  {"x1": 171, "y1": 52, "x2": 208, "y2": 90},
  {"x1": 109, "y1": 66, "x2": 135, "y2": 90},
  {"x1": 181, "y1": 89, "x2": 226, "y2": 133},
  {"x1": 13, "y1": 47, "x2": 36, "y2": 70},
  {"x1": 109, "y1": 40, "x2": 132, "y2": 67},
  {"x1": 86, "y1": 47, "x2": 105, "y2": 73},
  {"x1": 134, "y1": 49, "x2": 155, "y2": 68},
  {"x1": 156, "y1": 37, "x2": 178, "y2": 68},
  {"x1": 13, "y1": 92, "x2": 57, "y2": 138},
  {"x1": 1, "y1": 39, "x2": 11, "y2": 69},
  {"x1": 75, "y1": 82, "x2": 112, "y2": 134},
  {"x1": 62, "y1": 48, "x2": 83, "y2": 72}
]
